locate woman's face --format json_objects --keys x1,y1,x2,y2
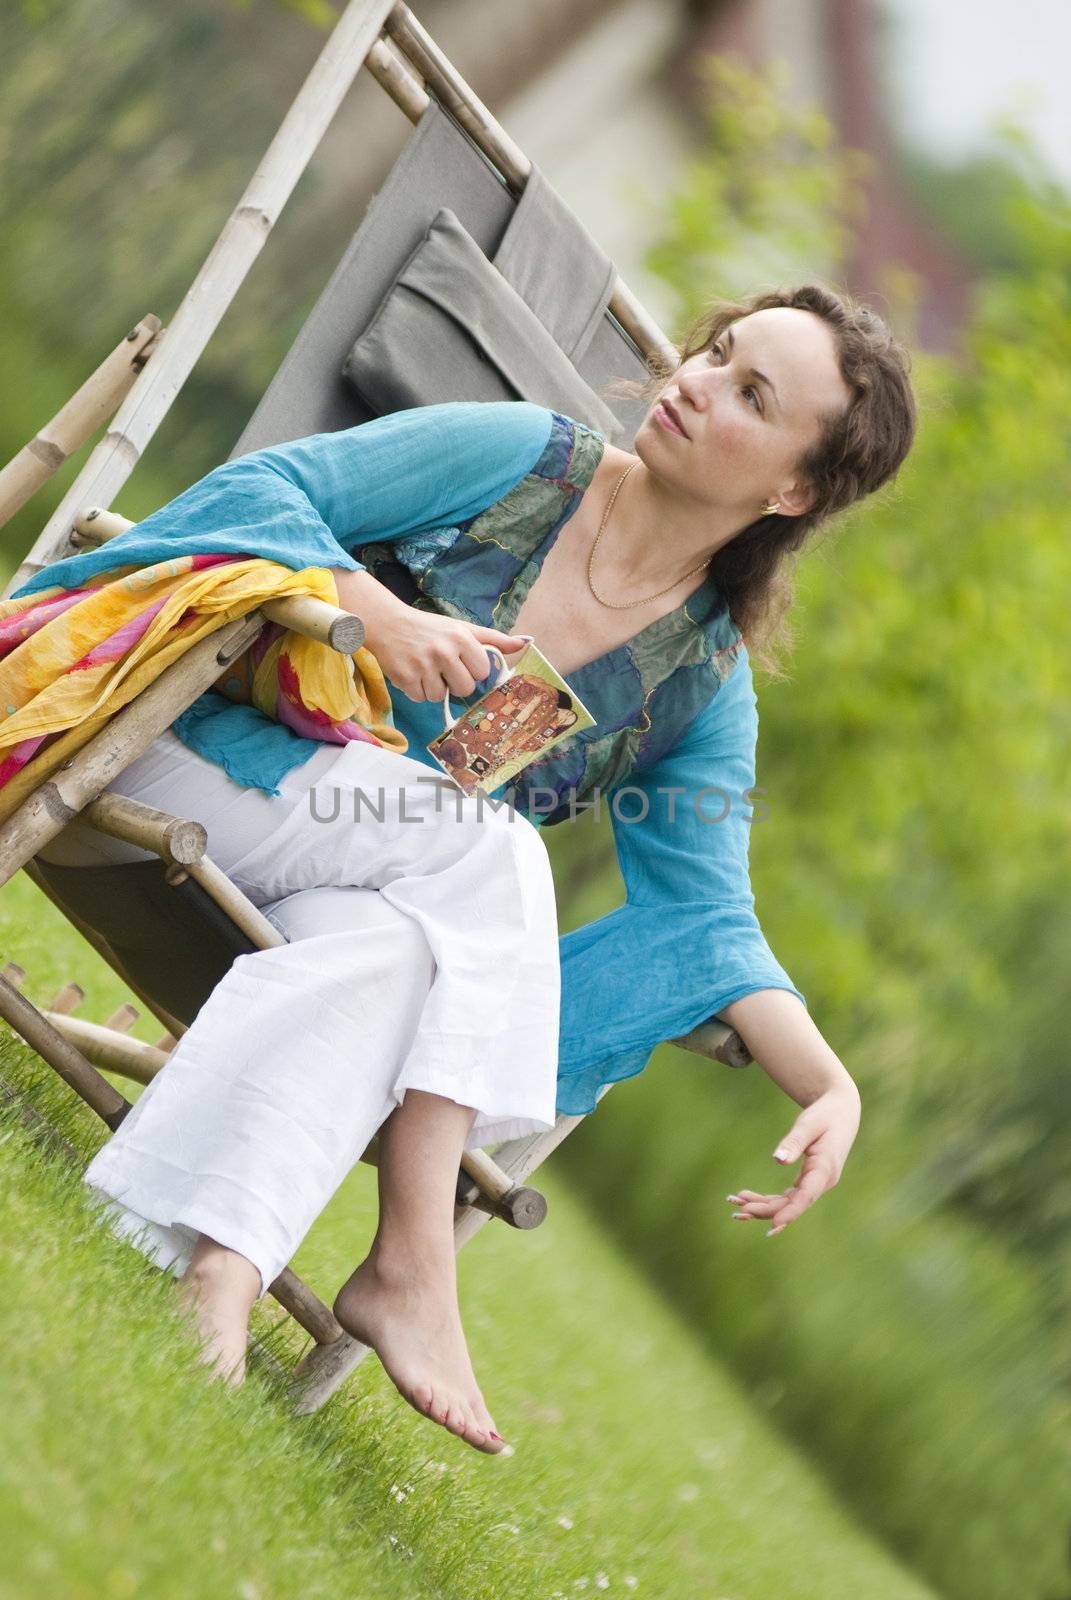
[{"x1": 636, "y1": 306, "x2": 853, "y2": 521}]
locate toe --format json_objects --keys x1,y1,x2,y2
[
  {"x1": 445, "y1": 1401, "x2": 470, "y2": 1436},
  {"x1": 430, "y1": 1391, "x2": 455, "y2": 1428},
  {"x1": 417, "y1": 1387, "x2": 451, "y2": 1430},
  {"x1": 464, "y1": 1410, "x2": 488, "y2": 1445},
  {"x1": 411, "y1": 1381, "x2": 435, "y2": 1417}
]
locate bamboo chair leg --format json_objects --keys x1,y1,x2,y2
[{"x1": 0, "y1": 972, "x2": 130, "y2": 1131}]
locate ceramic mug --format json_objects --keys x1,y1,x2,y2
[
  {"x1": 439, "y1": 636, "x2": 533, "y2": 731},
  {"x1": 426, "y1": 634, "x2": 595, "y2": 796}
]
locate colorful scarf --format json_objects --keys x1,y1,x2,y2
[{"x1": 0, "y1": 551, "x2": 405, "y2": 824}]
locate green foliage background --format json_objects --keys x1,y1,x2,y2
[{"x1": 1, "y1": 6, "x2": 1069, "y2": 1598}]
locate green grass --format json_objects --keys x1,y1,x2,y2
[{"x1": 0, "y1": 880, "x2": 940, "y2": 1600}]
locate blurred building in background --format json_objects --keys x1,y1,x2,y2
[{"x1": 686, "y1": 0, "x2": 970, "y2": 345}]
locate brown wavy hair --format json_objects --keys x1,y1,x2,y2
[{"x1": 613, "y1": 283, "x2": 918, "y2": 678}]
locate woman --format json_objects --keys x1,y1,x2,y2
[{"x1": 18, "y1": 283, "x2": 916, "y2": 1455}]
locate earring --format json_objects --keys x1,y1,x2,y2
[{"x1": 760, "y1": 500, "x2": 780, "y2": 516}]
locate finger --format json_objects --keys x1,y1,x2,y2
[
  {"x1": 421, "y1": 672, "x2": 451, "y2": 705},
  {"x1": 772, "y1": 1117, "x2": 821, "y2": 1167},
  {"x1": 395, "y1": 674, "x2": 426, "y2": 703},
  {"x1": 455, "y1": 635, "x2": 498, "y2": 685},
  {"x1": 471, "y1": 625, "x2": 531, "y2": 654},
  {"x1": 730, "y1": 1188, "x2": 790, "y2": 1207},
  {"x1": 727, "y1": 1191, "x2": 790, "y2": 1219},
  {"x1": 391, "y1": 675, "x2": 423, "y2": 702},
  {"x1": 441, "y1": 659, "x2": 479, "y2": 698},
  {"x1": 765, "y1": 1167, "x2": 833, "y2": 1229}
]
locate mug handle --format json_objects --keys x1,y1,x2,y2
[{"x1": 441, "y1": 645, "x2": 513, "y2": 731}]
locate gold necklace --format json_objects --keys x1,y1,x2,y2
[{"x1": 586, "y1": 462, "x2": 711, "y2": 611}]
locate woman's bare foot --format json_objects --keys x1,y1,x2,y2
[
  {"x1": 175, "y1": 1243, "x2": 260, "y2": 1389},
  {"x1": 333, "y1": 1252, "x2": 508, "y2": 1454}
]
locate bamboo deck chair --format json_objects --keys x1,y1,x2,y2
[{"x1": 0, "y1": 1, "x2": 752, "y2": 1414}]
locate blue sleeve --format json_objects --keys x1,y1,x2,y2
[
  {"x1": 12, "y1": 401, "x2": 555, "y2": 599},
  {"x1": 554, "y1": 648, "x2": 807, "y2": 1116}
]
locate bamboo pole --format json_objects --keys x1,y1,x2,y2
[
  {"x1": 166, "y1": 855, "x2": 287, "y2": 952},
  {"x1": 82, "y1": 793, "x2": 208, "y2": 867},
  {"x1": 267, "y1": 1269, "x2": 346, "y2": 1347},
  {"x1": 46, "y1": 981, "x2": 85, "y2": 1015},
  {"x1": 42, "y1": 1012, "x2": 169, "y2": 1085},
  {"x1": 381, "y1": 3, "x2": 678, "y2": 369},
  {"x1": 0, "y1": 972, "x2": 130, "y2": 1130},
  {"x1": 362, "y1": 1133, "x2": 546, "y2": 1228},
  {"x1": 0, "y1": 317, "x2": 162, "y2": 531},
  {"x1": 363, "y1": 34, "x2": 429, "y2": 119},
  {"x1": 457, "y1": 1148, "x2": 547, "y2": 1227},
  {"x1": 103, "y1": 1004, "x2": 140, "y2": 1033},
  {"x1": 384, "y1": 5, "x2": 531, "y2": 192},
  {"x1": 4, "y1": 0, "x2": 398, "y2": 601},
  {"x1": 70, "y1": 508, "x2": 366, "y2": 653}
]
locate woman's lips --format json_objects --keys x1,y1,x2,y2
[{"x1": 654, "y1": 399, "x2": 688, "y2": 439}]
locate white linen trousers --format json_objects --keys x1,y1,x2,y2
[{"x1": 54, "y1": 729, "x2": 561, "y2": 1299}]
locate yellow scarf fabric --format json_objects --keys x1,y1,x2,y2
[{"x1": 0, "y1": 552, "x2": 405, "y2": 825}]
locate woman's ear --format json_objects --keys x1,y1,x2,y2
[{"x1": 774, "y1": 477, "x2": 817, "y2": 518}]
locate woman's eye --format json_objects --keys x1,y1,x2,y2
[{"x1": 710, "y1": 343, "x2": 761, "y2": 413}]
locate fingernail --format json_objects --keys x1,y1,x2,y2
[
  {"x1": 726, "y1": 1193, "x2": 743, "y2": 1203},
  {"x1": 766, "y1": 1225, "x2": 785, "y2": 1237},
  {"x1": 774, "y1": 1150, "x2": 790, "y2": 1162},
  {"x1": 731, "y1": 1211, "x2": 748, "y2": 1220}
]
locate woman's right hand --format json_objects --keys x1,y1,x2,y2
[
  {"x1": 329, "y1": 565, "x2": 529, "y2": 704},
  {"x1": 369, "y1": 607, "x2": 530, "y2": 704}
]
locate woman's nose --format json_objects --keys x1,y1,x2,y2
[{"x1": 677, "y1": 369, "x2": 713, "y2": 410}]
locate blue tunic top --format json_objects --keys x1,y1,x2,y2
[{"x1": 15, "y1": 400, "x2": 808, "y2": 1115}]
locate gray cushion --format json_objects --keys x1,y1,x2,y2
[
  {"x1": 341, "y1": 206, "x2": 623, "y2": 438},
  {"x1": 492, "y1": 164, "x2": 616, "y2": 364}
]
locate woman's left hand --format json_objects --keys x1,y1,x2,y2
[{"x1": 725, "y1": 1083, "x2": 861, "y2": 1237}]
